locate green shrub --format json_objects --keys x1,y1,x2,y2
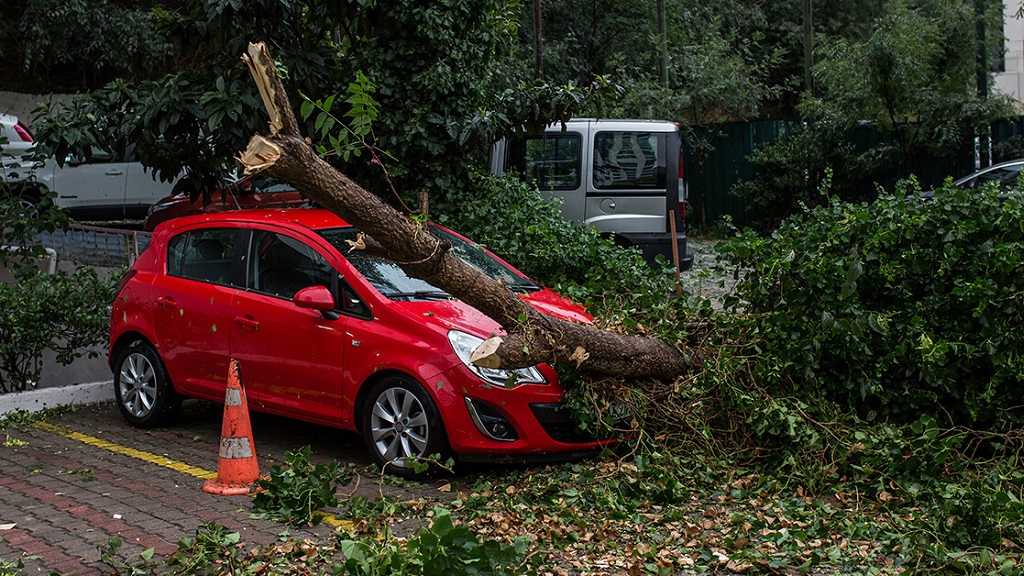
[
  {"x1": 0, "y1": 268, "x2": 117, "y2": 393},
  {"x1": 720, "y1": 182, "x2": 1024, "y2": 425}
]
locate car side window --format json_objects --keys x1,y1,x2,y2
[
  {"x1": 249, "y1": 231, "x2": 334, "y2": 299},
  {"x1": 507, "y1": 133, "x2": 581, "y2": 190},
  {"x1": 592, "y1": 131, "x2": 666, "y2": 190},
  {"x1": 167, "y1": 228, "x2": 238, "y2": 285}
]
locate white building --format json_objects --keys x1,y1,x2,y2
[{"x1": 996, "y1": 2, "x2": 1024, "y2": 102}]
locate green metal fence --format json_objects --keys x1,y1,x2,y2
[{"x1": 684, "y1": 118, "x2": 1022, "y2": 230}]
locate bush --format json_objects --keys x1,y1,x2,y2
[
  {"x1": 720, "y1": 182, "x2": 1024, "y2": 426},
  {"x1": 0, "y1": 268, "x2": 117, "y2": 393}
]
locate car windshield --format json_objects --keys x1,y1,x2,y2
[{"x1": 317, "y1": 225, "x2": 539, "y2": 300}]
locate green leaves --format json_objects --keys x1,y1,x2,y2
[
  {"x1": 0, "y1": 264, "x2": 117, "y2": 394},
  {"x1": 723, "y1": 182, "x2": 1024, "y2": 426},
  {"x1": 251, "y1": 446, "x2": 352, "y2": 526}
]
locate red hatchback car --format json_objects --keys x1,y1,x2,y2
[{"x1": 110, "y1": 209, "x2": 610, "y2": 475}]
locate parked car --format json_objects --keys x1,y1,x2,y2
[
  {"x1": 0, "y1": 114, "x2": 36, "y2": 164},
  {"x1": 144, "y1": 174, "x2": 307, "y2": 231},
  {"x1": 1, "y1": 146, "x2": 177, "y2": 221},
  {"x1": 952, "y1": 158, "x2": 1024, "y2": 191},
  {"x1": 110, "y1": 209, "x2": 611, "y2": 476},
  {"x1": 490, "y1": 118, "x2": 693, "y2": 269}
]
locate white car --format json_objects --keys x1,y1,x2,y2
[
  {"x1": 0, "y1": 114, "x2": 36, "y2": 164},
  {"x1": 2, "y1": 145, "x2": 177, "y2": 221}
]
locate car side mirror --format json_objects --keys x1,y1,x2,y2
[{"x1": 293, "y1": 285, "x2": 335, "y2": 313}]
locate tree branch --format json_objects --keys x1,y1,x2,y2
[{"x1": 237, "y1": 42, "x2": 693, "y2": 381}]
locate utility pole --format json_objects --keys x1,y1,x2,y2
[
  {"x1": 803, "y1": 0, "x2": 813, "y2": 94},
  {"x1": 534, "y1": 0, "x2": 544, "y2": 79},
  {"x1": 658, "y1": 0, "x2": 668, "y2": 88},
  {"x1": 975, "y1": 0, "x2": 990, "y2": 167}
]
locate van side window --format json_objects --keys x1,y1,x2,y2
[
  {"x1": 507, "y1": 133, "x2": 581, "y2": 190},
  {"x1": 592, "y1": 132, "x2": 667, "y2": 190}
]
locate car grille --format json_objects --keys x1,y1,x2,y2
[{"x1": 529, "y1": 402, "x2": 607, "y2": 444}]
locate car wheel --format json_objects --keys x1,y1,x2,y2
[
  {"x1": 361, "y1": 376, "x2": 448, "y2": 477},
  {"x1": 113, "y1": 341, "x2": 181, "y2": 428}
]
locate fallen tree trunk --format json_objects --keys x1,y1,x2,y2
[{"x1": 238, "y1": 42, "x2": 691, "y2": 381}]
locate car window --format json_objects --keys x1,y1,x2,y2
[
  {"x1": 317, "y1": 226, "x2": 539, "y2": 299},
  {"x1": 248, "y1": 231, "x2": 335, "y2": 299},
  {"x1": 592, "y1": 131, "x2": 666, "y2": 190},
  {"x1": 429, "y1": 227, "x2": 538, "y2": 293},
  {"x1": 167, "y1": 228, "x2": 238, "y2": 285},
  {"x1": 507, "y1": 133, "x2": 582, "y2": 190}
]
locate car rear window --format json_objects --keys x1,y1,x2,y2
[{"x1": 592, "y1": 131, "x2": 667, "y2": 190}]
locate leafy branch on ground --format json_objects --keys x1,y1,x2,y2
[{"x1": 251, "y1": 446, "x2": 353, "y2": 526}]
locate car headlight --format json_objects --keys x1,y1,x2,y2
[{"x1": 447, "y1": 330, "x2": 547, "y2": 387}]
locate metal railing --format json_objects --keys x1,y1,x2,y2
[{"x1": 35, "y1": 223, "x2": 151, "y2": 268}]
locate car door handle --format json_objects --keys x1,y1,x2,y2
[
  {"x1": 105, "y1": 169, "x2": 124, "y2": 176},
  {"x1": 235, "y1": 316, "x2": 259, "y2": 331},
  {"x1": 156, "y1": 296, "x2": 177, "y2": 309}
]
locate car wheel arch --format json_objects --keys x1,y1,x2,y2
[
  {"x1": 110, "y1": 332, "x2": 164, "y2": 375},
  {"x1": 353, "y1": 369, "x2": 448, "y2": 441}
]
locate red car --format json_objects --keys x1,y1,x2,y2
[
  {"x1": 143, "y1": 175, "x2": 308, "y2": 231},
  {"x1": 110, "y1": 209, "x2": 610, "y2": 475}
]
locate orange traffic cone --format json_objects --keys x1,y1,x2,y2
[{"x1": 203, "y1": 358, "x2": 261, "y2": 495}]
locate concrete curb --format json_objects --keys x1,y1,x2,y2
[{"x1": 0, "y1": 380, "x2": 113, "y2": 416}]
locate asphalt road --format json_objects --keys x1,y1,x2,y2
[{"x1": 0, "y1": 399, "x2": 454, "y2": 574}]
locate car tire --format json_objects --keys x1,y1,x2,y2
[
  {"x1": 361, "y1": 375, "x2": 448, "y2": 477},
  {"x1": 113, "y1": 341, "x2": 181, "y2": 428}
]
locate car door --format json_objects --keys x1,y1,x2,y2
[
  {"x1": 124, "y1": 148, "x2": 176, "y2": 217},
  {"x1": 229, "y1": 228, "x2": 348, "y2": 423},
  {"x1": 49, "y1": 148, "x2": 130, "y2": 218},
  {"x1": 149, "y1": 226, "x2": 243, "y2": 400}
]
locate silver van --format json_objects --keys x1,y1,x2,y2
[{"x1": 490, "y1": 119, "x2": 692, "y2": 269}]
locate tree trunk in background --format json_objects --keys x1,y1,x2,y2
[{"x1": 237, "y1": 42, "x2": 691, "y2": 381}]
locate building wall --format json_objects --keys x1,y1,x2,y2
[{"x1": 996, "y1": 3, "x2": 1024, "y2": 102}]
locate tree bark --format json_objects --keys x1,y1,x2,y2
[{"x1": 238, "y1": 42, "x2": 691, "y2": 381}]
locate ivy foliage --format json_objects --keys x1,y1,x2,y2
[{"x1": 720, "y1": 180, "x2": 1024, "y2": 426}]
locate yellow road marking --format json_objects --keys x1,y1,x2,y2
[
  {"x1": 34, "y1": 421, "x2": 355, "y2": 530},
  {"x1": 35, "y1": 421, "x2": 217, "y2": 479}
]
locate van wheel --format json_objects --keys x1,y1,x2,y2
[
  {"x1": 113, "y1": 341, "x2": 181, "y2": 428},
  {"x1": 361, "y1": 376, "x2": 448, "y2": 477}
]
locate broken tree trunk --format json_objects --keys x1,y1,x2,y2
[{"x1": 238, "y1": 42, "x2": 691, "y2": 381}]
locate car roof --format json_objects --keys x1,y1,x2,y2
[
  {"x1": 545, "y1": 118, "x2": 679, "y2": 132},
  {"x1": 954, "y1": 158, "x2": 1024, "y2": 185},
  {"x1": 160, "y1": 207, "x2": 351, "y2": 233}
]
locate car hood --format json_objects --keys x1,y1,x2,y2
[{"x1": 389, "y1": 287, "x2": 591, "y2": 338}]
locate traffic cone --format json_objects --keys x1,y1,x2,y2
[{"x1": 203, "y1": 358, "x2": 261, "y2": 495}]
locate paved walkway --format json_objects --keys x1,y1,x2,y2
[{"x1": 0, "y1": 400, "x2": 441, "y2": 574}]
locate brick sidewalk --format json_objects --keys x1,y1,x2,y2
[{"x1": 0, "y1": 400, "x2": 442, "y2": 574}]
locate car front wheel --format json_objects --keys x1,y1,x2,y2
[
  {"x1": 361, "y1": 376, "x2": 448, "y2": 476},
  {"x1": 113, "y1": 341, "x2": 181, "y2": 428}
]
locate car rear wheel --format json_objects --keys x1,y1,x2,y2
[
  {"x1": 114, "y1": 341, "x2": 181, "y2": 428},
  {"x1": 361, "y1": 376, "x2": 448, "y2": 477}
]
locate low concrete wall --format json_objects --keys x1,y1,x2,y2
[
  {"x1": 0, "y1": 91, "x2": 73, "y2": 123},
  {"x1": 0, "y1": 380, "x2": 112, "y2": 417}
]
